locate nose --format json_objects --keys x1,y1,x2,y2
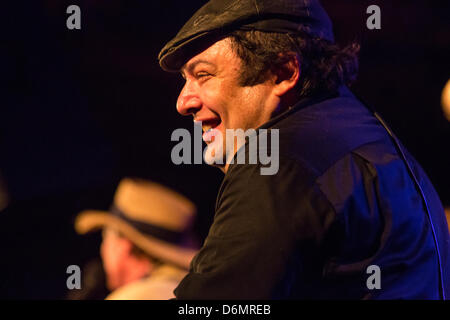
[{"x1": 176, "y1": 81, "x2": 202, "y2": 116}]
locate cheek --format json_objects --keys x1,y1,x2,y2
[
  {"x1": 240, "y1": 87, "x2": 272, "y2": 127},
  {"x1": 101, "y1": 240, "x2": 119, "y2": 276},
  {"x1": 100, "y1": 241, "x2": 112, "y2": 272},
  {"x1": 201, "y1": 80, "x2": 223, "y2": 107},
  {"x1": 227, "y1": 89, "x2": 262, "y2": 129},
  {"x1": 207, "y1": 83, "x2": 244, "y2": 127}
]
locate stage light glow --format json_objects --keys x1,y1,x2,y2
[
  {"x1": 446, "y1": 208, "x2": 450, "y2": 232},
  {"x1": 442, "y1": 79, "x2": 450, "y2": 121}
]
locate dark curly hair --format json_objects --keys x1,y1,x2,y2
[{"x1": 228, "y1": 29, "x2": 360, "y2": 98}]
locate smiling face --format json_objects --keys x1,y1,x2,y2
[{"x1": 177, "y1": 38, "x2": 280, "y2": 172}]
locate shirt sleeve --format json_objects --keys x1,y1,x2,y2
[{"x1": 174, "y1": 159, "x2": 336, "y2": 299}]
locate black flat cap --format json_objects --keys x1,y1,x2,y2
[{"x1": 158, "y1": 0, "x2": 334, "y2": 72}]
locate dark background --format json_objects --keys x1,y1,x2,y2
[{"x1": 0, "y1": 0, "x2": 449, "y2": 299}]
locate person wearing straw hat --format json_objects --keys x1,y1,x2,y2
[{"x1": 75, "y1": 178, "x2": 198, "y2": 300}]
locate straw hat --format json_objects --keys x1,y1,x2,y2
[{"x1": 75, "y1": 178, "x2": 198, "y2": 270}]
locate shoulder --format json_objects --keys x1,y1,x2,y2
[
  {"x1": 267, "y1": 89, "x2": 390, "y2": 176},
  {"x1": 106, "y1": 265, "x2": 187, "y2": 300}
]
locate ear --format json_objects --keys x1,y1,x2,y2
[
  {"x1": 272, "y1": 53, "x2": 300, "y2": 97},
  {"x1": 121, "y1": 238, "x2": 134, "y2": 257}
]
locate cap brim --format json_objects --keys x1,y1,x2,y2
[
  {"x1": 159, "y1": 30, "x2": 228, "y2": 72},
  {"x1": 75, "y1": 211, "x2": 197, "y2": 270}
]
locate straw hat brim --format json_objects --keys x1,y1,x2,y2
[{"x1": 75, "y1": 210, "x2": 197, "y2": 270}]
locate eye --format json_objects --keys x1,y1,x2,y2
[{"x1": 196, "y1": 71, "x2": 211, "y2": 79}]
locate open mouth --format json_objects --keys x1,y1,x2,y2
[
  {"x1": 201, "y1": 118, "x2": 222, "y2": 142},
  {"x1": 202, "y1": 118, "x2": 221, "y2": 133}
]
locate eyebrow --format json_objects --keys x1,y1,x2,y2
[{"x1": 181, "y1": 60, "x2": 216, "y2": 77}]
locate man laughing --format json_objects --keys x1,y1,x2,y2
[{"x1": 159, "y1": 0, "x2": 450, "y2": 299}]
